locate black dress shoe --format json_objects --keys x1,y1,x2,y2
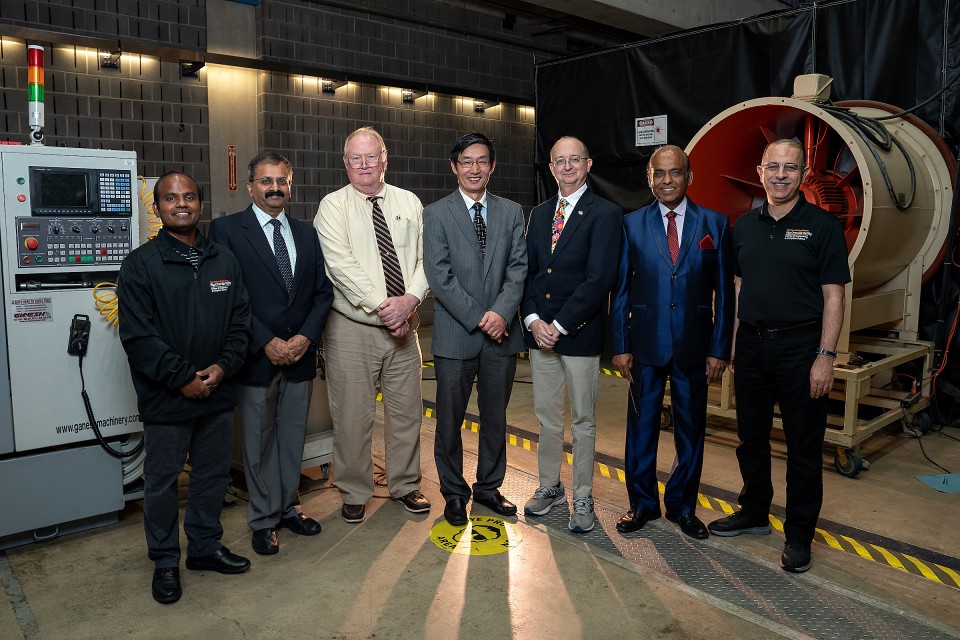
[
  {"x1": 473, "y1": 491, "x2": 518, "y2": 516},
  {"x1": 615, "y1": 509, "x2": 661, "y2": 533},
  {"x1": 666, "y1": 513, "x2": 709, "y2": 540},
  {"x1": 278, "y1": 513, "x2": 322, "y2": 536},
  {"x1": 251, "y1": 528, "x2": 279, "y2": 555},
  {"x1": 185, "y1": 546, "x2": 251, "y2": 574},
  {"x1": 444, "y1": 498, "x2": 468, "y2": 526},
  {"x1": 342, "y1": 503, "x2": 366, "y2": 523},
  {"x1": 151, "y1": 567, "x2": 181, "y2": 604}
]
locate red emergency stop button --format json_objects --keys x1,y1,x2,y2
[{"x1": 24, "y1": 237, "x2": 39, "y2": 250}]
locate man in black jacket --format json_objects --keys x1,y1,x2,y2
[
  {"x1": 118, "y1": 171, "x2": 252, "y2": 605},
  {"x1": 210, "y1": 152, "x2": 333, "y2": 556}
]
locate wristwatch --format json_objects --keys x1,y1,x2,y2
[{"x1": 815, "y1": 347, "x2": 838, "y2": 359}]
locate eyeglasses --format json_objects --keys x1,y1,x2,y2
[
  {"x1": 253, "y1": 177, "x2": 291, "y2": 187},
  {"x1": 347, "y1": 151, "x2": 385, "y2": 167},
  {"x1": 760, "y1": 162, "x2": 803, "y2": 174},
  {"x1": 651, "y1": 168, "x2": 686, "y2": 179},
  {"x1": 551, "y1": 156, "x2": 587, "y2": 167},
  {"x1": 458, "y1": 159, "x2": 491, "y2": 169}
]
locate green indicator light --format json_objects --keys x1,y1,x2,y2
[
  {"x1": 17, "y1": 177, "x2": 24, "y2": 185},
  {"x1": 28, "y1": 85, "x2": 44, "y2": 101}
]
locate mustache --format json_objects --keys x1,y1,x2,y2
[{"x1": 265, "y1": 190, "x2": 285, "y2": 198}]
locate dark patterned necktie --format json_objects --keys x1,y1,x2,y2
[
  {"x1": 666, "y1": 210, "x2": 679, "y2": 264},
  {"x1": 368, "y1": 196, "x2": 405, "y2": 298},
  {"x1": 269, "y1": 218, "x2": 293, "y2": 293},
  {"x1": 472, "y1": 202, "x2": 486, "y2": 254}
]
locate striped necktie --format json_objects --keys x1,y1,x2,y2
[
  {"x1": 666, "y1": 210, "x2": 679, "y2": 264},
  {"x1": 368, "y1": 196, "x2": 405, "y2": 298}
]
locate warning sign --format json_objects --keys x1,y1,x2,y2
[
  {"x1": 635, "y1": 115, "x2": 668, "y2": 147},
  {"x1": 10, "y1": 297, "x2": 52, "y2": 323},
  {"x1": 429, "y1": 515, "x2": 524, "y2": 556}
]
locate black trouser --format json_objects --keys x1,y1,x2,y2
[
  {"x1": 433, "y1": 344, "x2": 517, "y2": 503},
  {"x1": 143, "y1": 411, "x2": 234, "y2": 568},
  {"x1": 733, "y1": 329, "x2": 828, "y2": 545}
]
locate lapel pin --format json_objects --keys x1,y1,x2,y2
[{"x1": 578, "y1": 211, "x2": 584, "y2": 216}]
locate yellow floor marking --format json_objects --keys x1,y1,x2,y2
[
  {"x1": 841, "y1": 535, "x2": 874, "y2": 561},
  {"x1": 716, "y1": 499, "x2": 736, "y2": 515},
  {"x1": 936, "y1": 564, "x2": 960, "y2": 588},
  {"x1": 870, "y1": 544, "x2": 908, "y2": 572},
  {"x1": 598, "y1": 463, "x2": 611, "y2": 478},
  {"x1": 769, "y1": 515, "x2": 784, "y2": 532},
  {"x1": 818, "y1": 529, "x2": 843, "y2": 550},
  {"x1": 903, "y1": 554, "x2": 943, "y2": 583}
]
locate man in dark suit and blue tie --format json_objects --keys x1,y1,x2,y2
[
  {"x1": 423, "y1": 132, "x2": 527, "y2": 526},
  {"x1": 521, "y1": 136, "x2": 623, "y2": 534},
  {"x1": 209, "y1": 151, "x2": 333, "y2": 555},
  {"x1": 610, "y1": 145, "x2": 734, "y2": 539}
]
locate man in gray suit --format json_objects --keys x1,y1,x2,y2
[{"x1": 423, "y1": 132, "x2": 528, "y2": 526}]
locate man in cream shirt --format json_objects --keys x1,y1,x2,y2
[{"x1": 314, "y1": 127, "x2": 431, "y2": 524}]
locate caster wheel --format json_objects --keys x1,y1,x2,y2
[
  {"x1": 834, "y1": 448, "x2": 864, "y2": 478},
  {"x1": 660, "y1": 407, "x2": 673, "y2": 431}
]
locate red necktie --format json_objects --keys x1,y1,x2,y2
[{"x1": 666, "y1": 210, "x2": 679, "y2": 264}]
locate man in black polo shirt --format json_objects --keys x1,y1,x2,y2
[{"x1": 707, "y1": 139, "x2": 850, "y2": 574}]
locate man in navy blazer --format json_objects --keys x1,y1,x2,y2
[
  {"x1": 423, "y1": 132, "x2": 527, "y2": 526},
  {"x1": 521, "y1": 136, "x2": 623, "y2": 533},
  {"x1": 209, "y1": 151, "x2": 333, "y2": 555},
  {"x1": 610, "y1": 145, "x2": 734, "y2": 539}
]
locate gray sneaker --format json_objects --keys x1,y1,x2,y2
[
  {"x1": 523, "y1": 483, "x2": 566, "y2": 516},
  {"x1": 568, "y1": 497, "x2": 595, "y2": 533}
]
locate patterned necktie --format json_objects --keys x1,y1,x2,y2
[
  {"x1": 269, "y1": 218, "x2": 293, "y2": 292},
  {"x1": 666, "y1": 210, "x2": 679, "y2": 264},
  {"x1": 551, "y1": 197, "x2": 568, "y2": 253},
  {"x1": 472, "y1": 202, "x2": 486, "y2": 254},
  {"x1": 368, "y1": 196, "x2": 405, "y2": 298}
]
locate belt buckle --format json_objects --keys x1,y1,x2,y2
[{"x1": 762, "y1": 327, "x2": 779, "y2": 339}]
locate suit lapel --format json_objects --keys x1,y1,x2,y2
[
  {"x1": 646, "y1": 204, "x2": 673, "y2": 268},
  {"x1": 674, "y1": 202, "x2": 699, "y2": 267},
  {"x1": 548, "y1": 190, "x2": 589, "y2": 264},
  {"x1": 483, "y1": 195, "x2": 504, "y2": 276},
  {"x1": 241, "y1": 207, "x2": 288, "y2": 292},
  {"x1": 289, "y1": 220, "x2": 310, "y2": 296},
  {"x1": 447, "y1": 192, "x2": 484, "y2": 262}
]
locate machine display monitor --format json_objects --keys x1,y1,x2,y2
[
  {"x1": 38, "y1": 172, "x2": 88, "y2": 208},
  {"x1": 29, "y1": 166, "x2": 132, "y2": 216}
]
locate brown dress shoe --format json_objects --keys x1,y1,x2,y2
[
  {"x1": 341, "y1": 503, "x2": 366, "y2": 523},
  {"x1": 394, "y1": 490, "x2": 431, "y2": 513}
]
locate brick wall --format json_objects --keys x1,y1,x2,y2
[
  {"x1": 0, "y1": 0, "x2": 206, "y2": 49},
  {"x1": 0, "y1": 39, "x2": 210, "y2": 195},
  {"x1": 257, "y1": 0, "x2": 572, "y2": 103},
  {"x1": 257, "y1": 73, "x2": 537, "y2": 223}
]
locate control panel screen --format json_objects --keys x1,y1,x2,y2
[
  {"x1": 29, "y1": 167, "x2": 132, "y2": 216},
  {"x1": 38, "y1": 172, "x2": 88, "y2": 208}
]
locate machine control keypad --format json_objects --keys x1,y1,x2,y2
[{"x1": 16, "y1": 217, "x2": 133, "y2": 267}]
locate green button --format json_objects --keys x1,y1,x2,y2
[
  {"x1": 36, "y1": 256, "x2": 44, "y2": 263},
  {"x1": 17, "y1": 177, "x2": 24, "y2": 185},
  {"x1": 81, "y1": 256, "x2": 93, "y2": 262}
]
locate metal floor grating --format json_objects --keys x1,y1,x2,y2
[{"x1": 370, "y1": 424, "x2": 960, "y2": 640}]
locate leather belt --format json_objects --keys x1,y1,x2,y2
[{"x1": 738, "y1": 320, "x2": 820, "y2": 340}]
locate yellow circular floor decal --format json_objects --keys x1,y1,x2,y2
[{"x1": 429, "y1": 515, "x2": 524, "y2": 555}]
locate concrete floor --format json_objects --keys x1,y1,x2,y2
[{"x1": 2, "y1": 328, "x2": 960, "y2": 639}]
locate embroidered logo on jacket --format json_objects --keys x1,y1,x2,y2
[{"x1": 209, "y1": 279, "x2": 232, "y2": 293}]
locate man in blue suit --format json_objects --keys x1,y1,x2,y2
[
  {"x1": 423, "y1": 132, "x2": 527, "y2": 526},
  {"x1": 209, "y1": 151, "x2": 333, "y2": 555},
  {"x1": 521, "y1": 136, "x2": 623, "y2": 533},
  {"x1": 610, "y1": 145, "x2": 734, "y2": 539}
]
